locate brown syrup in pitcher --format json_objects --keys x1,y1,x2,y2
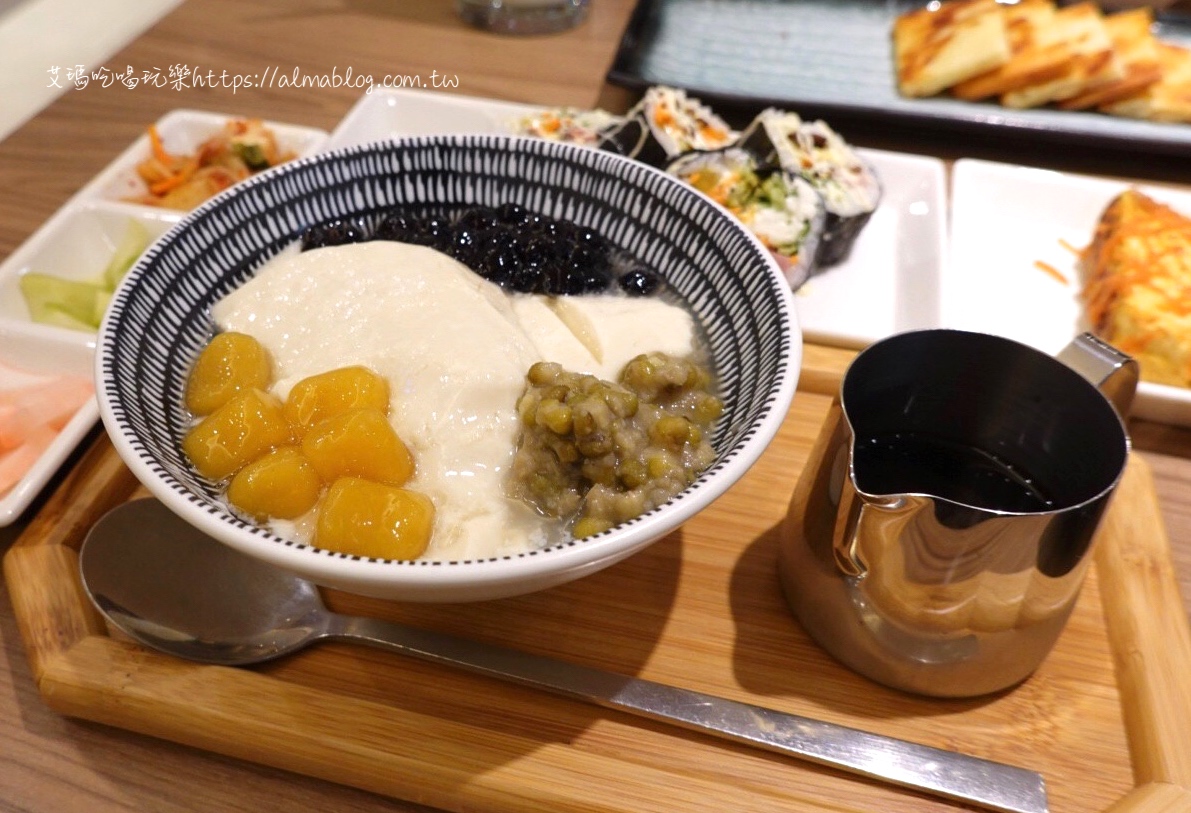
[{"x1": 853, "y1": 432, "x2": 1056, "y2": 514}]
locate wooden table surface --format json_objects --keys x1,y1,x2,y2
[{"x1": 1, "y1": 2, "x2": 1190, "y2": 812}]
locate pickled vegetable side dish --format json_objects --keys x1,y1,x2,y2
[
  {"x1": 0, "y1": 364, "x2": 94, "y2": 498},
  {"x1": 132, "y1": 119, "x2": 297, "y2": 210}
]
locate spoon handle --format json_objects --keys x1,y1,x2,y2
[{"x1": 332, "y1": 614, "x2": 1047, "y2": 813}]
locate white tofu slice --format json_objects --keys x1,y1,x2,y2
[{"x1": 548, "y1": 296, "x2": 696, "y2": 382}]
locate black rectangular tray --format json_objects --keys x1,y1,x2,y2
[{"x1": 607, "y1": 0, "x2": 1191, "y2": 158}]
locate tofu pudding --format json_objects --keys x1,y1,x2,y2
[{"x1": 206, "y1": 239, "x2": 710, "y2": 561}]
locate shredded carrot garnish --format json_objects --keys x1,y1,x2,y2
[
  {"x1": 1034, "y1": 260, "x2": 1069, "y2": 285},
  {"x1": 131, "y1": 119, "x2": 291, "y2": 210},
  {"x1": 147, "y1": 158, "x2": 199, "y2": 196},
  {"x1": 148, "y1": 124, "x2": 174, "y2": 165}
]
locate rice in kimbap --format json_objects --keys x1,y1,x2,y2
[
  {"x1": 668, "y1": 148, "x2": 825, "y2": 289},
  {"x1": 740, "y1": 109, "x2": 881, "y2": 267}
]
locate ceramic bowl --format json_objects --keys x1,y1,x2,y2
[{"x1": 95, "y1": 134, "x2": 800, "y2": 602}]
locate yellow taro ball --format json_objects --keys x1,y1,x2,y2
[
  {"x1": 284, "y1": 366, "x2": 389, "y2": 437},
  {"x1": 316, "y1": 477, "x2": 435, "y2": 560},
  {"x1": 186, "y1": 332, "x2": 272, "y2": 416},
  {"x1": 301, "y1": 407, "x2": 414, "y2": 486},
  {"x1": 182, "y1": 389, "x2": 291, "y2": 481},
  {"x1": 227, "y1": 446, "x2": 322, "y2": 521}
]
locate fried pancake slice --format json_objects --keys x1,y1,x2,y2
[
  {"x1": 1000, "y1": 2, "x2": 1123, "y2": 109},
  {"x1": 1101, "y1": 41, "x2": 1191, "y2": 122},
  {"x1": 951, "y1": 0, "x2": 1069, "y2": 101},
  {"x1": 893, "y1": 0, "x2": 1011, "y2": 98},
  {"x1": 1060, "y1": 8, "x2": 1162, "y2": 110},
  {"x1": 1081, "y1": 189, "x2": 1191, "y2": 388}
]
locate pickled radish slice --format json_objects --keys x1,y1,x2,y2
[
  {"x1": 0, "y1": 424, "x2": 58, "y2": 496},
  {"x1": 0, "y1": 374, "x2": 93, "y2": 452}
]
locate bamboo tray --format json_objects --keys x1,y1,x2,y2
[{"x1": 5, "y1": 345, "x2": 1191, "y2": 813}]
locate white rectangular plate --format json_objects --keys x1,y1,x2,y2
[
  {"x1": 326, "y1": 88, "x2": 948, "y2": 349},
  {"x1": 946, "y1": 158, "x2": 1191, "y2": 427},
  {"x1": 793, "y1": 147, "x2": 946, "y2": 348}
]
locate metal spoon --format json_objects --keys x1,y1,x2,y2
[{"x1": 79, "y1": 499, "x2": 1048, "y2": 813}]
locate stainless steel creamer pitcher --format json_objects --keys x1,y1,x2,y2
[{"x1": 779, "y1": 330, "x2": 1137, "y2": 697}]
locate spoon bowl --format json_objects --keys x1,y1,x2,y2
[
  {"x1": 76, "y1": 498, "x2": 1048, "y2": 813},
  {"x1": 80, "y1": 498, "x2": 328, "y2": 664}
]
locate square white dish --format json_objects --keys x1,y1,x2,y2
[
  {"x1": 946, "y1": 158, "x2": 1191, "y2": 427},
  {"x1": 0, "y1": 203, "x2": 180, "y2": 346},
  {"x1": 326, "y1": 88, "x2": 948, "y2": 349},
  {"x1": 0, "y1": 109, "x2": 328, "y2": 525}
]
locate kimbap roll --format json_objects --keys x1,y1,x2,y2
[
  {"x1": 667, "y1": 148, "x2": 825, "y2": 290},
  {"x1": 514, "y1": 107, "x2": 624, "y2": 147},
  {"x1": 610, "y1": 86, "x2": 737, "y2": 167},
  {"x1": 739, "y1": 109, "x2": 881, "y2": 267}
]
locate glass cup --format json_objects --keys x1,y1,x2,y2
[{"x1": 455, "y1": 0, "x2": 590, "y2": 35}]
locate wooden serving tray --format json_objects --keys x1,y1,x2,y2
[{"x1": 5, "y1": 345, "x2": 1190, "y2": 813}]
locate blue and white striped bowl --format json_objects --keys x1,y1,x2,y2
[{"x1": 95, "y1": 134, "x2": 800, "y2": 602}]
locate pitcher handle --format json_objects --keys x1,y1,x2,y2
[{"x1": 1056, "y1": 332, "x2": 1139, "y2": 418}]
